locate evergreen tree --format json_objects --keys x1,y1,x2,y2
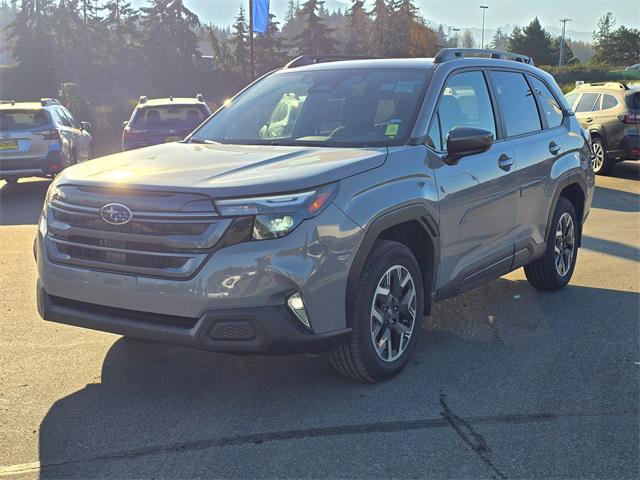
[
  {"x1": 229, "y1": 4, "x2": 250, "y2": 81},
  {"x1": 490, "y1": 28, "x2": 509, "y2": 50},
  {"x1": 370, "y1": 0, "x2": 388, "y2": 56},
  {"x1": 141, "y1": 0, "x2": 201, "y2": 93},
  {"x1": 7, "y1": 0, "x2": 58, "y2": 94},
  {"x1": 254, "y1": 14, "x2": 288, "y2": 75},
  {"x1": 346, "y1": 0, "x2": 370, "y2": 55},
  {"x1": 293, "y1": 0, "x2": 336, "y2": 55},
  {"x1": 507, "y1": 18, "x2": 554, "y2": 65}
]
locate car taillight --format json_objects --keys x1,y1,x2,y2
[
  {"x1": 33, "y1": 128, "x2": 61, "y2": 140},
  {"x1": 619, "y1": 113, "x2": 640, "y2": 124}
]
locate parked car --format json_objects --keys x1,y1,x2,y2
[
  {"x1": 624, "y1": 64, "x2": 640, "y2": 71},
  {"x1": 564, "y1": 82, "x2": 640, "y2": 174},
  {"x1": 0, "y1": 99, "x2": 92, "y2": 184},
  {"x1": 36, "y1": 49, "x2": 594, "y2": 381},
  {"x1": 122, "y1": 95, "x2": 212, "y2": 151}
]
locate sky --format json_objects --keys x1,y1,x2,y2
[{"x1": 173, "y1": 0, "x2": 639, "y2": 34}]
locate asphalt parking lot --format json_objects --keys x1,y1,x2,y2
[{"x1": 0, "y1": 163, "x2": 638, "y2": 479}]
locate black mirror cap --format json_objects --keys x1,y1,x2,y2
[
  {"x1": 445, "y1": 127, "x2": 494, "y2": 164},
  {"x1": 80, "y1": 121, "x2": 92, "y2": 131},
  {"x1": 122, "y1": 121, "x2": 129, "y2": 128}
]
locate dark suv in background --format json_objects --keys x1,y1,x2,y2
[
  {"x1": 122, "y1": 95, "x2": 212, "y2": 151},
  {"x1": 565, "y1": 82, "x2": 640, "y2": 174},
  {"x1": 36, "y1": 49, "x2": 594, "y2": 382}
]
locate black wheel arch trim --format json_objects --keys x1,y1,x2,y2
[
  {"x1": 346, "y1": 202, "x2": 440, "y2": 324},
  {"x1": 545, "y1": 172, "x2": 588, "y2": 247}
]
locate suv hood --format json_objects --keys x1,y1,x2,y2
[{"x1": 58, "y1": 142, "x2": 387, "y2": 197}]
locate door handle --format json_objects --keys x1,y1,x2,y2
[
  {"x1": 585, "y1": 117, "x2": 593, "y2": 123},
  {"x1": 498, "y1": 154, "x2": 514, "y2": 171},
  {"x1": 549, "y1": 141, "x2": 561, "y2": 155}
]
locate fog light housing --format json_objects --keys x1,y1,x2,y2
[{"x1": 287, "y1": 292, "x2": 310, "y2": 329}]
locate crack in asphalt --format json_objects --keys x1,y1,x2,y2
[
  {"x1": 439, "y1": 391, "x2": 507, "y2": 479},
  {"x1": 1, "y1": 409, "x2": 636, "y2": 476}
]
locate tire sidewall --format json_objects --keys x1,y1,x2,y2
[
  {"x1": 545, "y1": 197, "x2": 578, "y2": 287},
  {"x1": 352, "y1": 243, "x2": 424, "y2": 379}
]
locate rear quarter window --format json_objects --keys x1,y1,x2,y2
[{"x1": 0, "y1": 109, "x2": 49, "y2": 131}]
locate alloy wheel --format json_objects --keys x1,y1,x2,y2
[
  {"x1": 370, "y1": 265, "x2": 417, "y2": 362},
  {"x1": 554, "y1": 212, "x2": 575, "y2": 277},
  {"x1": 591, "y1": 142, "x2": 604, "y2": 172}
]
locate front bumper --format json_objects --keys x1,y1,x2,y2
[
  {"x1": 35, "y1": 203, "x2": 363, "y2": 354},
  {"x1": 0, "y1": 150, "x2": 64, "y2": 178},
  {"x1": 37, "y1": 281, "x2": 351, "y2": 354}
]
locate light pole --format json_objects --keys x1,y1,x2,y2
[
  {"x1": 480, "y1": 5, "x2": 489, "y2": 49},
  {"x1": 559, "y1": 17, "x2": 572, "y2": 67},
  {"x1": 452, "y1": 27, "x2": 460, "y2": 47}
]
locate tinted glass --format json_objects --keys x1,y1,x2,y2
[
  {"x1": 530, "y1": 76, "x2": 563, "y2": 128},
  {"x1": 601, "y1": 94, "x2": 619, "y2": 110},
  {"x1": 191, "y1": 69, "x2": 428, "y2": 147},
  {"x1": 432, "y1": 71, "x2": 496, "y2": 151},
  {"x1": 52, "y1": 107, "x2": 71, "y2": 127},
  {"x1": 61, "y1": 107, "x2": 79, "y2": 128},
  {"x1": 0, "y1": 109, "x2": 49, "y2": 131},
  {"x1": 132, "y1": 105, "x2": 209, "y2": 130},
  {"x1": 575, "y1": 93, "x2": 600, "y2": 113},
  {"x1": 491, "y1": 71, "x2": 541, "y2": 137},
  {"x1": 564, "y1": 92, "x2": 579, "y2": 108}
]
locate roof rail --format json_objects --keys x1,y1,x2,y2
[
  {"x1": 576, "y1": 81, "x2": 629, "y2": 90},
  {"x1": 434, "y1": 48, "x2": 535, "y2": 66},
  {"x1": 138, "y1": 95, "x2": 148, "y2": 104},
  {"x1": 285, "y1": 55, "x2": 374, "y2": 69},
  {"x1": 40, "y1": 98, "x2": 61, "y2": 106},
  {"x1": 0, "y1": 99, "x2": 16, "y2": 105}
]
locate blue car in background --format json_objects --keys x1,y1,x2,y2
[{"x1": 122, "y1": 95, "x2": 212, "y2": 151}]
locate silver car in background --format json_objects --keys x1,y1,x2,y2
[{"x1": 0, "y1": 98, "x2": 92, "y2": 184}]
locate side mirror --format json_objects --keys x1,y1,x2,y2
[
  {"x1": 444, "y1": 127, "x2": 494, "y2": 165},
  {"x1": 122, "y1": 121, "x2": 129, "y2": 129},
  {"x1": 80, "y1": 121, "x2": 92, "y2": 131}
]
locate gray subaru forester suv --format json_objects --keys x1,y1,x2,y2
[{"x1": 35, "y1": 49, "x2": 594, "y2": 382}]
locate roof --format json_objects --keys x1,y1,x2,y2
[
  {"x1": 276, "y1": 57, "x2": 436, "y2": 73},
  {"x1": 138, "y1": 97, "x2": 205, "y2": 107}
]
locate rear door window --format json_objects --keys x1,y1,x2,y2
[
  {"x1": 530, "y1": 76, "x2": 563, "y2": 128},
  {"x1": 490, "y1": 71, "x2": 542, "y2": 137},
  {"x1": 0, "y1": 109, "x2": 49, "y2": 131},
  {"x1": 601, "y1": 94, "x2": 618, "y2": 110},
  {"x1": 575, "y1": 93, "x2": 600, "y2": 113}
]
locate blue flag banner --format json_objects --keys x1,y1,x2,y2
[{"x1": 252, "y1": 0, "x2": 270, "y2": 34}]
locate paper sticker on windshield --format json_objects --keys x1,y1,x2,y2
[
  {"x1": 385, "y1": 124, "x2": 399, "y2": 137},
  {"x1": 395, "y1": 81, "x2": 416, "y2": 93}
]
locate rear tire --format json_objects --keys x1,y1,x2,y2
[
  {"x1": 524, "y1": 197, "x2": 578, "y2": 291},
  {"x1": 329, "y1": 240, "x2": 423, "y2": 382},
  {"x1": 591, "y1": 137, "x2": 614, "y2": 175}
]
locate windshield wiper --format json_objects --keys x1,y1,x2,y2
[{"x1": 189, "y1": 137, "x2": 219, "y2": 144}]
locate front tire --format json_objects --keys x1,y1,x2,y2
[
  {"x1": 329, "y1": 240, "x2": 423, "y2": 382},
  {"x1": 591, "y1": 137, "x2": 614, "y2": 175},
  {"x1": 524, "y1": 197, "x2": 578, "y2": 291}
]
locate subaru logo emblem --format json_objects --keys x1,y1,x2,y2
[{"x1": 100, "y1": 203, "x2": 133, "y2": 225}]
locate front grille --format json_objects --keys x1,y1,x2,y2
[{"x1": 46, "y1": 186, "x2": 233, "y2": 279}]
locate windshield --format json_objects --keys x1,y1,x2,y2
[
  {"x1": 130, "y1": 105, "x2": 209, "y2": 130},
  {"x1": 0, "y1": 109, "x2": 50, "y2": 131},
  {"x1": 191, "y1": 69, "x2": 429, "y2": 147}
]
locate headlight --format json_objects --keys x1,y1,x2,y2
[{"x1": 215, "y1": 183, "x2": 338, "y2": 240}]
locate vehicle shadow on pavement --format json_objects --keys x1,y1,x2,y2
[
  {"x1": 37, "y1": 278, "x2": 639, "y2": 478},
  {"x1": 608, "y1": 161, "x2": 639, "y2": 181},
  {"x1": 592, "y1": 186, "x2": 639, "y2": 213},
  {"x1": 0, "y1": 179, "x2": 50, "y2": 226}
]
